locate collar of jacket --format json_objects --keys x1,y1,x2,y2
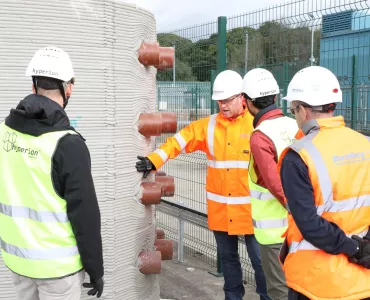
[
  {"x1": 301, "y1": 116, "x2": 345, "y2": 135},
  {"x1": 253, "y1": 103, "x2": 278, "y2": 128},
  {"x1": 5, "y1": 94, "x2": 77, "y2": 137},
  {"x1": 216, "y1": 108, "x2": 251, "y2": 128}
]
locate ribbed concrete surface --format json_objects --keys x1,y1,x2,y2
[{"x1": 0, "y1": 1, "x2": 159, "y2": 299}]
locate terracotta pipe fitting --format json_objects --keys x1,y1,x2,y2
[
  {"x1": 138, "y1": 42, "x2": 160, "y2": 66},
  {"x1": 156, "y1": 229, "x2": 165, "y2": 239},
  {"x1": 155, "y1": 47, "x2": 175, "y2": 70},
  {"x1": 138, "y1": 113, "x2": 162, "y2": 137},
  {"x1": 140, "y1": 182, "x2": 162, "y2": 205},
  {"x1": 138, "y1": 251, "x2": 162, "y2": 275},
  {"x1": 154, "y1": 239, "x2": 173, "y2": 260},
  {"x1": 160, "y1": 112, "x2": 177, "y2": 133},
  {"x1": 138, "y1": 112, "x2": 177, "y2": 137},
  {"x1": 155, "y1": 175, "x2": 175, "y2": 197},
  {"x1": 155, "y1": 171, "x2": 167, "y2": 177}
]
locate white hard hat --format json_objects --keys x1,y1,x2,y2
[
  {"x1": 26, "y1": 46, "x2": 75, "y2": 82},
  {"x1": 283, "y1": 66, "x2": 342, "y2": 105},
  {"x1": 242, "y1": 68, "x2": 279, "y2": 99},
  {"x1": 212, "y1": 70, "x2": 242, "y2": 100}
]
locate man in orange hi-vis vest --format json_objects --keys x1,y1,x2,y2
[
  {"x1": 278, "y1": 66, "x2": 370, "y2": 300},
  {"x1": 136, "y1": 70, "x2": 270, "y2": 300}
]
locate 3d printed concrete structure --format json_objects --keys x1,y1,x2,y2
[{"x1": 0, "y1": 1, "x2": 175, "y2": 299}]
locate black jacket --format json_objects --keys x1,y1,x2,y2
[{"x1": 4, "y1": 94, "x2": 104, "y2": 281}]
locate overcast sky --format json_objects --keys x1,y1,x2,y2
[{"x1": 123, "y1": 0, "x2": 284, "y2": 32}]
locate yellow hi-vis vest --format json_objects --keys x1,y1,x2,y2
[
  {"x1": 0, "y1": 122, "x2": 83, "y2": 279},
  {"x1": 249, "y1": 116, "x2": 298, "y2": 245}
]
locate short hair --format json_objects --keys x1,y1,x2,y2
[
  {"x1": 295, "y1": 100, "x2": 337, "y2": 113},
  {"x1": 243, "y1": 93, "x2": 275, "y2": 110},
  {"x1": 33, "y1": 76, "x2": 61, "y2": 90}
]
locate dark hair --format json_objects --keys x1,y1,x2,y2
[
  {"x1": 33, "y1": 76, "x2": 61, "y2": 90},
  {"x1": 243, "y1": 93, "x2": 275, "y2": 109},
  {"x1": 296, "y1": 100, "x2": 337, "y2": 113}
]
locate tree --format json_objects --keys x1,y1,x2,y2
[{"x1": 156, "y1": 33, "x2": 195, "y2": 81}]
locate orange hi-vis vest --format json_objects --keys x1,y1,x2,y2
[
  {"x1": 148, "y1": 110, "x2": 254, "y2": 235},
  {"x1": 277, "y1": 116, "x2": 370, "y2": 300}
]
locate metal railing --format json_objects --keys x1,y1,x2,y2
[{"x1": 156, "y1": 199, "x2": 256, "y2": 285}]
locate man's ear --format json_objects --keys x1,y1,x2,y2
[
  {"x1": 32, "y1": 84, "x2": 36, "y2": 94},
  {"x1": 65, "y1": 83, "x2": 73, "y2": 98}
]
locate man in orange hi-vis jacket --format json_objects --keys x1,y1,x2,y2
[{"x1": 136, "y1": 70, "x2": 270, "y2": 300}]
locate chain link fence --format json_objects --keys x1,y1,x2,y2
[{"x1": 155, "y1": 0, "x2": 370, "y2": 286}]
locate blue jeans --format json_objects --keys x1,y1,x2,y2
[{"x1": 214, "y1": 231, "x2": 270, "y2": 300}]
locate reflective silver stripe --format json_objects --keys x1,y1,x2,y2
[
  {"x1": 174, "y1": 133, "x2": 187, "y2": 151},
  {"x1": 289, "y1": 229, "x2": 368, "y2": 254},
  {"x1": 154, "y1": 149, "x2": 168, "y2": 163},
  {"x1": 207, "y1": 192, "x2": 251, "y2": 205},
  {"x1": 324, "y1": 194, "x2": 370, "y2": 212},
  {"x1": 253, "y1": 218, "x2": 288, "y2": 229},
  {"x1": 0, "y1": 203, "x2": 68, "y2": 223},
  {"x1": 207, "y1": 160, "x2": 249, "y2": 169},
  {"x1": 303, "y1": 141, "x2": 333, "y2": 216},
  {"x1": 250, "y1": 190, "x2": 274, "y2": 201},
  {"x1": 207, "y1": 114, "x2": 217, "y2": 160},
  {"x1": 1, "y1": 239, "x2": 79, "y2": 260}
]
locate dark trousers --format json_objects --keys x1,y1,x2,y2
[{"x1": 214, "y1": 231, "x2": 270, "y2": 300}]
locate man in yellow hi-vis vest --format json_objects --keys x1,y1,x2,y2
[
  {"x1": 242, "y1": 68, "x2": 298, "y2": 299},
  {"x1": 0, "y1": 47, "x2": 104, "y2": 299}
]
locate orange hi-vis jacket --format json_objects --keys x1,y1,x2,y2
[
  {"x1": 148, "y1": 110, "x2": 254, "y2": 235},
  {"x1": 277, "y1": 116, "x2": 370, "y2": 300}
]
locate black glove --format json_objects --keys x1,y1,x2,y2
[
  {"x1": 136, "y1": 156, "x2": 155, "y2": 178},
  {"x1": 348, "y1": 235, "x2": 370, "y2": 268},
  {"x1": 83, "y1": 277, "x2": 104, "y2": 298}
]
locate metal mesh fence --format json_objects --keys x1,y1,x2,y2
[{"x1": 155, "y1": 0, "x2": 370, "y2": 286}]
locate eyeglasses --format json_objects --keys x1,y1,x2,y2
[
  {"x1": 217, "y1": 94, "x2": 240, "y2": 105},
  {"x1": 289, "y1": 105, "x2": 300, "y2": 115}
]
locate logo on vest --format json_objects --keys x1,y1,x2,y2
[
  {"x1": 332, "y1": 151, "x2": 369, "y2": 165},
  {"x1": 280, "y1": 131, "x2": 295, "y2": 146},
  {"x1": 2, "y1": 132, "x2": 39, "y2": 158}
]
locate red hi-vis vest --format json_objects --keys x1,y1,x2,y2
[
  {"x1": 148, "y1": 110, "x2": 254, "y2": 235},
  {"x1": 277, "y1": 116, "x2": 370, "y2": 300}
]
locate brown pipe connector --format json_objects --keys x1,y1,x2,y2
[
  {"x1": 138, "y1": 42, "x2": 174, "y2": 69},
  {"x1": 161, "y1": 112, "x2": 177, "y2": 133},
  {"x1": 138, "y1": 251, "x2": 162, "y2": 275},
  {"x1": 154, "y1": 239, "x2": 173, "y2": 260},
  {"x1": 138, "y1": 112, "x2": 177, "y2": 137},
  {"x1": 140, "y1": 182, "x2": 162, "y2": 205},
  {"x1": 155, "y1": 175, "x2": 175, "y2": 197},
  {"x1": 156, "y1": 47, "x2": 175, "y2": 70},
  {"x1": 155, "y1": 171, "x2": 167, "y2": 177},
  {"x1": 138, "y1": 42, "x2": 160, "y2": 66},
  {"x1": 156, "y1": 229, "x2": 165, "y2": 239}
]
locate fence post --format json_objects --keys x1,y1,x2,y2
[
  {"x1": 208, "y1": 15, "x2": 227, "y2": 278},
  {"x1": 282, "y1": 62, "x2": 288, "y2": 115},
  {"x1": 177, "y1": 218, "x2": 184, "y2": 263},
  {"x1": 210, "y1": 70, "x2": 217, "y2": 114},
  {"x1": 351, "y1": 54, "x2": 358, "y2": 130},
  {"x1": 217, "y1": 16, "x2": 227, "y2": 75},
  {"x1": 209, "y1": 248, "x2": 223, "y2": 277}
]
